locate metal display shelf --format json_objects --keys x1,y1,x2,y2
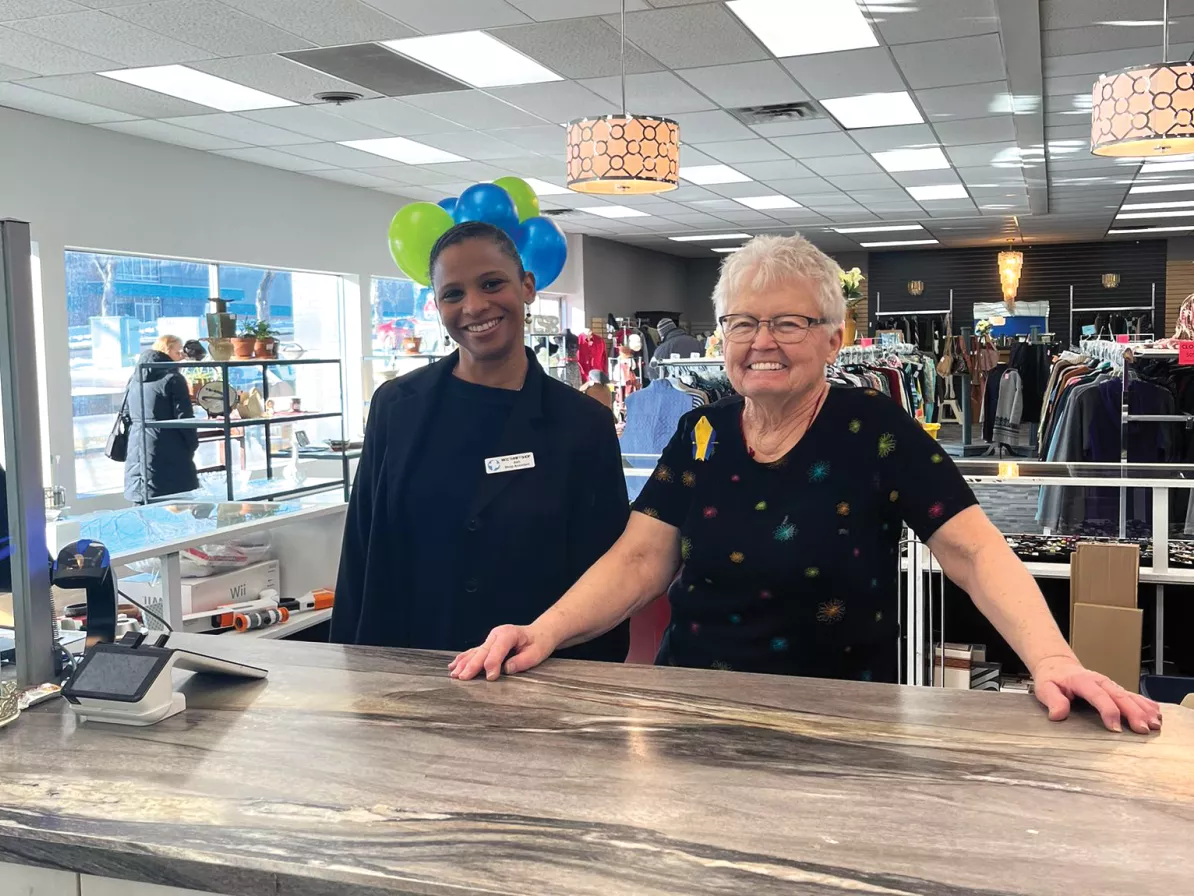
[{"x1": 133, "y1": 357, "x2": 346, "y2": 503}]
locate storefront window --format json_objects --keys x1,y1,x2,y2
[{"x1": 371, "y1": 276, "x2": 448, "y2": 355}]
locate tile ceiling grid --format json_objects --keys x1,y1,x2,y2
[{"x1": 0, "y1": 0, "x2": 1183, "y2": 252}]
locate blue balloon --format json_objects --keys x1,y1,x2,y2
[
  {"x1": 453, "y1": 183, "x2": 519, "y2": 235},
  {"x1": 516, "y1": 216, "x2": 568, "y2": 289},
  {"x1": 437, "y1": 196, "x2": 458, "y2": 215}
]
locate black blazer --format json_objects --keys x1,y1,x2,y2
[{"x1": 331, "y1": 350, "x2": 630, "y2": 662}]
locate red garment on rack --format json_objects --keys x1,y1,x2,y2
[{"x1": 578, "y1": 333, "x2": 609, "y2": 380}]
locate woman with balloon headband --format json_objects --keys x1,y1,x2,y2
[{"x1": 331, "y1": 179, "x2": 629, "y2": 664}]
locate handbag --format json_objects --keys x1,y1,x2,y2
[{"x1": 105, "y1": 395, "x2": 131, "y2": 462}]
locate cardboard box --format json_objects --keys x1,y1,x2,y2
[
  {"x1": 1069, "y1": 543, "x2": 1139, "y2": 630},
  {"x1": 1071, "y1": 604, "x2": 1143, "y2": 693},
  {"x1": 118, "y1": 560, "x2": 280, "y2": 617},
  {"x1": 933, "y1": 643, "x2": 974, "y2": 689}
]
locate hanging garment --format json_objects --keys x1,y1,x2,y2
[{"x1": 621, "y1": 379, "x2": 698, "y2": 501}]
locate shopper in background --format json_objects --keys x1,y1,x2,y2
[
  {"x1": 649, "y1": 317, "x2": 703, "y2": 374},
  {"x1": 451, "y1": 233, "x2": 1162, "y2": 736},
  {"x1": 332, "y1": 222, "x2": 629, "y2": 664},
  {"x1": 123, "y1": 335, "x2": 198, "y2": 504},
  {"x1": 580, "y1": 369, "x2": 614, "y2": 412}
]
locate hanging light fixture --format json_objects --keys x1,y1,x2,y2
[
  {"x1": 998, "y1": 245, "x2": 1024, "y2": 303},
  {"x1": 566, "y1": 0, "x2": 679, "y2": 194},
  {"x1": 1091, "y1": 0, "x2": 1194, "y2": 157}
]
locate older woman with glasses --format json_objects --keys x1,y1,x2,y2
[{"x1": 451, "y1": 234, "x2": 1162, "y2": 736}]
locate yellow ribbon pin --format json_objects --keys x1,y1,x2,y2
[{"x1": 691, "y1": 415, "x2": 716, "y2": 461}]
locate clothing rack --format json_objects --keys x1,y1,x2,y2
[
  {"x1": 1068, "y1": 283, "x2": 1154, "y2": 345},
  {"x1": 834, "y1": 342, "x2": 919, "y2": 364}
]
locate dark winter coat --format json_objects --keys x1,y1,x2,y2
[
  {"x1": 650, "y1": 328, "x2": 704, "y2": 371},
  {"x1": 123, "y1": 350, "x2": 199, "y2": 503}
]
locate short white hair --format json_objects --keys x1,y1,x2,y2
[{"x1": 712, "y1": 233, "x2": 846, "y2": 324}]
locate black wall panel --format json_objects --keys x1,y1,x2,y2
[{"x1": 867, "y1": 240, "x2": 1168, "y2": 346}]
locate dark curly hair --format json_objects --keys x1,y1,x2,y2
[{"x1": 428, "y1": 221, "x2": 525, "y2": 289}]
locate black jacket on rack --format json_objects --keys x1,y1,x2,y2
[{"x1": 331, "y1": 349, "x2": 630, "y2": 662}]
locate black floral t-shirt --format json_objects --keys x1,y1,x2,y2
[{"x1": 633, "y1": 386, "x2": 977, "y2": 682}]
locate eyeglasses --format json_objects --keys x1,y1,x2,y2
[{"x1": 718, "y1": 313, "x2": 830, "y2": 344}]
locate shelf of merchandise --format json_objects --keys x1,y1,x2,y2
[{"x1": 136, "y1": 357, "x2": 345, "y2": 503}]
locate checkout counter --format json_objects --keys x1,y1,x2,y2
[{"x1": 0, "y1": 635, "x2": 1192, "y2": 895}]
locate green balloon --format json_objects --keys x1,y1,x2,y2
[
  {"x1": 493, "y1": 176, "x2": 541, "y2": 222},
  {"x1": 388, "y1": 202, "x2": 454, "y2": 285}
]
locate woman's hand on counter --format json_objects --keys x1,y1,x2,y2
[
  {"x1": 449, "y1": 623, "x2": 556, "y2": 681},
  {"x1": 1032, "y1": 655, "x2": 1162, "y2": 734}
]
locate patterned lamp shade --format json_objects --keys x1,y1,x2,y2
[
  {"x1": 1091, "y1": 63, "x2": 1194, "y2": 157},
  {"x1": 566, "y1": 114, "x2": 680, "y2": 194},
  {"x1": 998, "y1": 250, "x2": 1023, "y2": 303}
]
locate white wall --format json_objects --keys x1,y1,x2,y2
[{"x1": 0, "y1": 107, "x2": 584, "y2": 509}]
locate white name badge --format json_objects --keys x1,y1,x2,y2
[{"x1": 484, "y1": 452, "x2": 535, "y2": 475}]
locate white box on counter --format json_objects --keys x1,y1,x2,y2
[{"x1": 118, "y1": 560, "x2": 280, "y2": 617}]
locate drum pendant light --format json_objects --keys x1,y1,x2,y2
[
  {"x1": 1091, "y1": 0, "x2": 1194, "y2": 157},
  {"x1": 566, "y1": 0, "x2": 679, "y2": 194}
]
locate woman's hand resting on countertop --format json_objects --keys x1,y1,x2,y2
[
  {"x1": 449, "y1": 624, "x2": 557, "y2": 681},
  {"x1": 1032, "y1": 654, "x2": 1162, "y2": 734}
]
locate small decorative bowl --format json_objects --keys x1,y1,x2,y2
[{"x1": 280, "y1": 343, "x2": 306, "y2": 360}]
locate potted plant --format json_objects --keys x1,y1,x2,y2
[
  {"x1": 231, "y1": 321, "x2": 258, "y2": 359},
  {"x1": 840, "y1": 267, "x2": 865, "y2": 345},
  {"x1": 246, "y1": 320, "x2": 279, "y2": 359}
]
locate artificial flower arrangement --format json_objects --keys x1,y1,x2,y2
[{"x1": 840, "y1": 267, "x2": 866, "y2": 314}]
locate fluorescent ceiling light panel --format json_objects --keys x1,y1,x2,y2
[
  {"x1": 1108, "y1": 226, "x2": 1194, "y2": 234},
  {"x1": 517, "y1": 177, "x2": 569, "y2": 195},
  {"x1": 98, "y1": 65, "x2": 294, "y2": 112},
  {"x1": 682, "y1": 164, "x2": 752, "y2": 185},
  {"x1": 712, "y1": 247, "x2": 742, "y2": 253},
  {"x1": 669, "y1": 233, "x2": 751, "y2": 242},
  {"x1": 727, "y1": 0, "x2": 878, "y2": 56},
  {"x1": 908, "y1": 184, "x2": 969, "y2": 201},
  {"x1": 822, "y1": 91, "x2": 923, "y2": 129},
  {"x1": 858, "y1": 239, "x2": 940, "y2": 248},
  {"x1": 582, "y1": 205, "x2": 649, "y2": 218},
  {"x1": 872, "y1": 147, "x2": 951, "y2": 172},
  {"x1": 1129, "y1": 182, "x2": 1194, "y2": 194},
  {"x1": 1140, "y1": 160, "x2": 1194, "y2": 174},
  {"x1": 1116, "y1": 209, "x2": 1194, "y2": 219},
  {"x1": 383, "y1": 32, "x2": 561, "y2": 89},
  {"x1": 833, "y1": 224, "x2": 924, "y2": 234},
  {"x1": 737, "y1": 195, "x2": 802, "y2": 210},
  {"x1": 1121, "y1": 200, "x2": 1194, "y2": 210},
  {"x1": 339, "y1": 137, "x2": 465, "y2": 164}
]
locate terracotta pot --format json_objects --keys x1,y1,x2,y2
[
  {"x1": 254, "y1": 338, "x2": 277, "y2": 359},
  {"x1": 208, "y1": 338, "x2": 234, "y2": 361},
  {"x1": 401, "y1": 335, "x2": 422, "y2": 355},
  {"x1": 231, "y1": 337, "x2": 255, "y2": 359},
  {"x1": 843, "y1": 315, "x2": 857, "y2": 346}
]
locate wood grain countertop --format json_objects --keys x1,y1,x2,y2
[{"x1": 0, "y1": 634, "x2": 1191, "y2": 896}]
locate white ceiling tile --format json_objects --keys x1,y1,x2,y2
[
  {"x1": 488, "y1": 81, "x2": 609, "y2": 123},
  {"x1": 108, "y1": 0, "x2": 313, "y2": 56},
  {"x1": 849, "y1": 124, "x2": 939, "y2": 153},
  {"x1": 328, "y1": 97, "x2": 462, "y2": 136},
  {"x1": 0, "y1": 80, "x2": 134, "y2": 122},
  {"x1": 162, "y1": 113, "x2": 321, "y2": 146},
  {"x1": 190, "y1": 54, "x2": 381, "y2": 105},
  {"x1": 780, "y1": 47, "x2": 903, "y2": 98},
  {"x1": 271, "y1": 141, "x2": 408, "y2": 168},
  {"x1": 1044, "y1": 45, "x2": 1194, "y2": 79},
  {"x1": 801, "y1": 154, "x2": 884, "y2": 177},
  {"x1": 955, "y1": 166, "x2": 1029, "y2": 186},
  {"x1": 717, "y1": 210, "x2": 780, "y2": 225},
  {"x1": 0, "y1": 60, "x2": 31, "y2": 78},
  {"x1": 888, "y1": 168, "x2": 964, "y2": 188},
  {"x1": 306, "y1": 168, "x2": 396, "y2": 188},
  {"x1": 665, "y1": 185, "x2": 719, "y2": 202},
  {"x1": 705, "y1": 181, "x2": 772, "y2": 199},
  {"x1": 915, "y1": 81, "x2": 1011, "y2": 121},
  {"x1": 387, "y1": 184, "x2": 449, "y2": 200},
  {"x1": 213, "y1": 146, "x2": 335, "y2": 171},
  {"x1": 733, "y1": 159, "x2": 816, "y2": 181},
  {"x1": 9, "y1": 9, "x2": 208, "y2": 66},
  {"x1": 364, "y1": 163, "x2": 465, "y2": 185},
  {"x1": 693, "y1": 139, "x2": 788, "y2": 164},
  {"x1": 1041, "y1": 22, "x2": 1190, "y2": 57},
  {"x1": 0, "y1": 24, "x2": 117, "y2": 74},
  {"x1": 402, "y1": 89, "x2": 546, "y2": 129},
  {"x1": 416, "y1": 159, "x2": 512, "y2": 181},
  {"x1": 13, "y1": 72, "x2": 210, "y2": 116},
  {"x1": 924, "y1": 200, "x2": 979, "y2": 216},
  {"x1": 65, "y1": 0, "x2": 149, "y2": 6},
  {"x1": 668, "y1": 109, "x2": 754, "y2": 142},
  {"x1": 676, "y1": 60, "x2": 807, "y2": 107},
  {"x1": 770, "y1": 132, "x2": 861, "y2": 159},
  {"x1": 507, "y1": 0, "x2": 649, "y2": 21},
  {"x1": 489, "y1": 154, "x2": 566, "y2": 177},
  {"x1": 422, "y1": 129, "x2": 540, "y2": 160},
  {"x1": 491, "y1": 17, "x2": 661, "y2": 79},
  {"x1": 581, "y1": 70, "x2": 715, "y2": 114},
  {"x1": 0, "y1": 0, "x2": 83, "y2": 19},
  {"x1": 932, "y1": 115, "x2": 1017, "y2": 146},
  {"x1": 827, "y1": 174, "x2": 903, "y2": 191},
  {"x1": 871, "y1": 0, "x2": 999, "y2": 44},
  {"x1": 364, "y1": 0, "x2": 529, "y2": 31},
  {"x1": 97, "y1": 118, "x2": 248, "y2": 149},
  {"x1": 608, "y1": 4, "x2": 768, "y2": 68},
  {"x1": 764, "y1": 178, "x2": 845, "y2": 196},
  {"x1": 891, "y1": 34, "x2": 1006, "y2": 89},
  {"x1": 239, "y1": 106, "x2": 391, "y2": 142},
  {"x1": 750, "y1": 117, "x2": 841, "y2": 138},
  {"x1": 217, "y1": 0, "x2": 414, "y2": 44},
  {"x1": 484, "y1": 124, "x2": 563, "y2": 154},
  {"x1": 946, "y1": 141, "x2": 1024, "y2": 167}
]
